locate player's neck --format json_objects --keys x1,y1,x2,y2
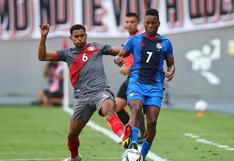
[
  {"x1": 146, "y1": 33, "x2": 157, "y2": 37},
  {"x1": 145, "y1": 33, "x2": 159, "y2": 40},
  {"x1": 77, "y1": 43, "x2": 88, "y2": 50}
]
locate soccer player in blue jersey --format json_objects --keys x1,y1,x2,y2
[{"x1": 115, "y1": 8, "x2": 175, "y2": 160}]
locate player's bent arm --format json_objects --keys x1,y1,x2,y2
[
  {"x1": 166, "y1": 56, "x2": 175, "y2": 81},
  {"x1": 38, "y1": 36, "x2": 57, "y2": 61}
]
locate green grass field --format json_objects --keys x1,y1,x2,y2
[{"x1": 0, "y1": 106, "x2": 233, "y2": 161}]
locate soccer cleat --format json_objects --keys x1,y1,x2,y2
[
  {"x1": 122, "y1": 124, "x2": 132, "y2": 149},
  {"x1": 128, "y1": 141, "x2": 138, "y2": 150},
  {"x1": 61, "y1": 156, "x2": 82, "y2": 161}
]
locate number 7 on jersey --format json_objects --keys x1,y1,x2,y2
[{"x1": 146, "y1": 51, "x2": 153, "y2": 63}]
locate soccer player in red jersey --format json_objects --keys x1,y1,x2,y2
[{"x1": 38, "y1": 24, "x2": 132, "y2": 161}]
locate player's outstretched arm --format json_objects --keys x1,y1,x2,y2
[
  {"x1": 38, "y1": 24, "x2": 57, "y2": 61},
  {"x1": 166, "y1": 56, "x2": 175, "y2": 81},
  {"x1": 109, "y1": 48, "x2": 120, "y2": 56},
  {"x1": 114, "y1": 48, "x2": 130, "y2": 67}
]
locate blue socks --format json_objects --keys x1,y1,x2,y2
[
  {"x1": 141, "y1": 140, "x2": 151, "y2": 159},
  {"x1": 132, "y1": 127, "x2": 139, "y2": 143},
  {"x1": 131, "y1": 127, "x2": 151, "y2": 159}
]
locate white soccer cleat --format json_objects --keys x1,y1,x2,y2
[{"x1": 61, "y1": 156, "x2": 82, "y2": 161}]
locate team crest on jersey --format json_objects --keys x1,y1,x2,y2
[
  {"x1": 156, "y1": 43, "x2": 162, "y2": 49},
  {"x1": 88, "y1": 46, "x2": 96, "y2": 51}
]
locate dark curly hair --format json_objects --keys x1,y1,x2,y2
[{"x1": 145, "y1": 8, "x2": 159, "y2": 17}]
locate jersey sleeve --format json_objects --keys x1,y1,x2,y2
[
  {"x1": 56, "y1": 49, "x2": 67, "y2": 61},
  {"x1": 101, "y1": 44, "x2": 112, "y2": 55},
  {"x1": 124, "y1": 37, "x2": 134, "y2": 53},
  {"x1": 166, "y1": 40, "x2": 173, "y2": 57},
  {"x1": 93, "y1": 42, "x2": 112, "y2": 55}
]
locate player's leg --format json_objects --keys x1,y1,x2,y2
[
  {"x1": 95, "y1": 91, "x2": 131, "y2": 148},
  {"x1": 116, "y1": 79, "x2": 130, "y2": 125},
  {"x1": 117, "y1": 79, "x2": 146, "y2": 140},
  {"x1": 101, "y1": 98, "x2": 132, "y2": 149},
  {"x1": 126, "y1": 82, "x2": 145, "y2": 149},
  {"x1": 116, "y1": 98, "x2": 129, "y2": 125},
  {"x1": 116, "y1": 97, "x2": 129, "y2": 125},
  {"x1": 128, "y1": 99, "x2": 143, "y2": 148},
  {"x1": 62, "y1": 95, "x2": 95, "y2": 161},
  {"x1": 138, "y1": 112, "x2": 146, "y2": 144},
  {"x1": 66, "y1": 119, "x2": 86, "y2": 160},
  {"x1": 116, "y1": 97, "x2": 127, "y2": 112},
  {"x1": 141, "y1": 106, "x2": 160, "y2": 160},
  {"x1": 99, "y1": 98, "x2": 126, "y2": 137},
  {"x1": 141, "y1": 96, "x2": 162, "y2": 160}
]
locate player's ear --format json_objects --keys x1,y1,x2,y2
[
  {"x1": 157, "y1": 20, "x2": 160, "y2": 27},
  {"x1": 69, "y1": 36, "x2": 72, "y2": 40}
]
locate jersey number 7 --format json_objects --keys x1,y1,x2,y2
[{"x1": 146, "y1": 51, "x2": 153, "y2": 63}]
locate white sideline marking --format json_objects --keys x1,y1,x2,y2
[
  {"x1": 0, "y1": 157, "x2": 145, "y2": 161},
  {"x1": 184, "y1": 133, "x2": 234, "y2": 151},
  {"x1": 0, "y1": 158, "x2": 62, "y2": 161},
  {"x1": 63, "y1": 107, "x2": 166, "y2": 161}
]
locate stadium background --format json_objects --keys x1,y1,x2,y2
[
  {"x1": 0, "y1": 0, "x2": 234, "y2": 112},
  {"x1": 0, "y1": 1, "x2": 234, "y2": 161}
]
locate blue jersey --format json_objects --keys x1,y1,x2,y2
[
  {"x1": 124, "y1": 33, "x2": 174, "y2": 107},
  {"x1": 124, "y1": 33, "x2": 173, "y2": 87}
]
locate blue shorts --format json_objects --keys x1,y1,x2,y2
[{"x1": 127, "y1": 82, "x2": 163, "y2": 111}]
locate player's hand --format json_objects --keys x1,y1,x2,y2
[
  {"x1": 39, "y1": 24, "x2": 50, "y2": 37},
  {"x1": 114, "y1": 55, "x2": 124, "y2": 67},
  {"x1": 166, "y1": 65, "x2": 175, "y2": 81}
]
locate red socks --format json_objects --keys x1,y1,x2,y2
[
  {"x1": 67, "y1": 115, "x2": 124, "y2": 159},
  {"x1": 109, "y1": 115, "x2": 125, "y2": 138},
  {"x1": 68, "y1": 138, "x2": 80, "y2": 158}
]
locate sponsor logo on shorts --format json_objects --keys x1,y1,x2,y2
[
  {"x1": 129, "y1": 92, "x2": 134, "y2": 97},
  {"x1": 102, "y1": 94, "x2": 108, "y2": 98}
]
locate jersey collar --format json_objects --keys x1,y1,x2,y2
[{"x1": 144, "y1": 33, "x2": 160, "y2": 40}]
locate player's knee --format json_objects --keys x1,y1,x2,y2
[
  {"x1": 130, "y1": 102, "x2": 142, "y2": 113},
  {"x1": 101, "y1": 108, "x2": 116, "y2": 121},
  {"x1": 101, "y1": 101, "x2": 115, "y2": 115}
]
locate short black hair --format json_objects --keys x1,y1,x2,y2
[
  {"x1": 145, "y1": 8, "x2": 159, "y2": 17},
  {"x1": 70, "y1": 24, "x2": 86, "y2": 35},
  {"x1": 126, "y1": 12, "x2": 139, "y2": 21}
]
